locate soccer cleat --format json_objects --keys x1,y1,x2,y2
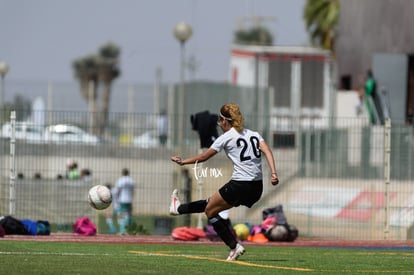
[
  {"x1": 169, "y1": 189, "x2": 181, "y2": 216},
  {"x1": 226, "y1": 243, "x2": 245, "y2": 261}
]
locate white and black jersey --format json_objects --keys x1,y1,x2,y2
[{"x1": 211, "y1": 127, "x2": 263, "y2": 181}]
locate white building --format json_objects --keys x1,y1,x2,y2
[{"x1": 228, "y1": 45, "x2": 335, "y2": 141}]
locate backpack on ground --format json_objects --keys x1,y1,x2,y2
[
  {"x1": 73, "y1": 217, "x2": 96, "y2": 236},
  {"x1": 172, "y1": 227, "x2": 206, "y2": 241},
  {"x1": 0, "y1": 215, "x2": 29, "y2": 235},
  {"x1": 21, "y1": 219, "x2": 51, "y2": 235},
  {"x1": 262, "y1": 205, "x2": 299, "y2": 242}
]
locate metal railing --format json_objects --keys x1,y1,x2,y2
[{"x1": 0, "y1": 110, "x2": 413, "y2": 240}]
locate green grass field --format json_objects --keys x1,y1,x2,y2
[{"x1": 1, "y1": 241, "x2": 413, "y2": 274}]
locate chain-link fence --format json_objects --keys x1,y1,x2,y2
[{"x1": 0, "y1": 108, "x2": 413, "y2": 240}]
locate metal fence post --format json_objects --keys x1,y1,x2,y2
[
  {"x1": 383, "y1": 118, "x2": 391, "y2": 239},
  {"x1": 9, "y1": 110, "x2": 16, "y2": 215}
]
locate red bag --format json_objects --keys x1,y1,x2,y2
[
  {"x1": 171, "y1": 227, "x2": 206, "y2": 241},
  {"x1": 73, "y1": 217, "x2": 96, "y2": 236}
]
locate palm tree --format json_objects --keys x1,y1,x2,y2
[
  {"x1": 304, "y1": 0, "x2": 340, "y2": 56},
  {"x1": 72, "y1": 42, "x2": 120, "y2": 136},
  {"x1": 234, "y1": 26, "x2": 273, "y2": 46},
  {"x1": 73, "y1": 54, "x2": 98, "y2": 104},
  {"x1": 96, "y1": 42, "x2": 120, "y2": 135}
]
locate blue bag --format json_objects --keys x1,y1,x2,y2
[{"x1": 22, "y1": 219, "x2": 50, "y2": 235}]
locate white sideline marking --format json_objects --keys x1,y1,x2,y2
[{"x1": 0, "y1": 251, "x2": 112, "y2": 256}]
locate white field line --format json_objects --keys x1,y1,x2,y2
[{"x1": 0, "y1": 251, "x2": 113, "y2": 256}]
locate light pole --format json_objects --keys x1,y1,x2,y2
[
  {"x1": 173, "y1": 22, "x2": 192, "y2": 146},
  {"x1": 174, "y1": 22, "x2": 193, "y2": 227},
  {"x1": 0, "y1": 61, "x2": 9, "y2": 108}
]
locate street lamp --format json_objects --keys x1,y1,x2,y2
[
  {"x1": 173, "y1": 22, "x2": 192, "y2": 145},
  {"x1": 0, "y1": 61, "x2": 10, "y2": 107},
  {"x1": 174, "y1": 22, "x2": 193, "y2": 45},
  {"x1": 173, "y1": 22, "x2": 193, "y2": 227}
]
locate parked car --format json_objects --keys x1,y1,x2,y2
[
  {"x1": 44, "y1": 124, "x2": 99, "y2": 144},
  {"x1": 133, "y1": 130, "x2": 159, "y2": 148},
  {"x1": 0, "y1": 122, "x2": 44, "y2": 143}
]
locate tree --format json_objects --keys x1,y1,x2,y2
[
  {"x1": 72, "y1": 42, "x2": 121, "y2": 136},
  {"x1": 73, "y1": 54, "x2": 98, "y2": 104},
  {"x1": 234, "y1": 26, "x2": 273, "y2": 46},
  {"x1": 96, "y1": 43, "x2": 120, "y2": 135},
  {"x1": 304, "y1": 0, "x2": 339, "y2": 56}
]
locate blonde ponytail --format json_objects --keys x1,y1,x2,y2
[{"x1": 220, "y1": 103, "x2": 244, "y2": 132}]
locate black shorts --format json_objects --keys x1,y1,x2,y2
[{"x1": 219, "y1": 179, "x2": 263, "y2": 208}]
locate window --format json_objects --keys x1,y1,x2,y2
[
  {"x1": 301, "y1": 60, "x2": 324, "y2": 108},
  {"x1": 268, "y1": 60, "x2": 291, "y2": 107}
]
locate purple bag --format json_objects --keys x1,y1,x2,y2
[{"x1": 250, "y1": 225, "x2": 265, "y2": 235}]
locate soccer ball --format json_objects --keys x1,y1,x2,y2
[
  {"x1": 267, "y1": 225, "x2": 288, "y2": 241},
  {"x1": 233, "y1": 223, "x2": 250, "y2": 240},
  {"x1": 88, "y1": 185, "x2": 112, "y2": 210}
]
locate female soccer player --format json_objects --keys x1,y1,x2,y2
[{"x1": 170, "y1": 103, "x2": 279, "y2": 261}]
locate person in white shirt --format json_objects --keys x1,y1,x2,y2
[
  {"x1": 114, "y1": 168, "x2": 135, "y2": 235},
  {"x1": 170, "y1": 103, "x2": 279, "y2": 261},
  {"x1": 105, "y1": 183, "x2": 120, "y2": 234},
  {"x1": 157, "y1": 110, "x2": 168, "y2": 146}
]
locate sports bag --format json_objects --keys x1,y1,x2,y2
[
  {"x1": 262, "y1": 205, "x2": 299, "y2": 242},
  {"x1": 172, "y1": 227, "x2": 206, "y2": 241},
  {"x1": 21, "y1": 219, "x2": 51, "y2": 235},
  {"x1": 0, "y1": 215, "x2": 29, "y2": 235},
  {"x1": 73, "y1": 217, "x2": 96, "y2": 236},
  {"x1": 262, "y1": 205, "x2": 287, "y2": 224}
]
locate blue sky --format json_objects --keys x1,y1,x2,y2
[{"x1": 1, "y1": 0, "x2": 308, "y2": 84}]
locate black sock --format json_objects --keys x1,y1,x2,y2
[
  {"x1": 177, "y1": 199, "x2": 207, "y2": 214},
  {"x1": 209, "y1": 215, "x2": 237, "y2": 249}
]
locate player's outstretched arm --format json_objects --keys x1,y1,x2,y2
[
  {"x1": 171, "y1": 148, "x2": 217, "y2": 166},
  {"x1": 259, "y1": 140, "x2": 279, "y2": 186}
]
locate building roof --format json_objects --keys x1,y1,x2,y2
[{"x1": 231, "y1": 44, "x2": 331, "y2": 56}]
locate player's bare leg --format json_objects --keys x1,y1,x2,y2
[{"x1": 206, "y1": 192, "x2": 245, "y2": 260}]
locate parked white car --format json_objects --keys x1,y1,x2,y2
[
  {"x1": 1, "y1": 122, "x2": 44, "y2": 143},
  {"x1": 44, "y1": 124, "x2": 99, "y2": 144},
  {"x1": 133, "y1": 130, "x2": 159, "y2": 148}
]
